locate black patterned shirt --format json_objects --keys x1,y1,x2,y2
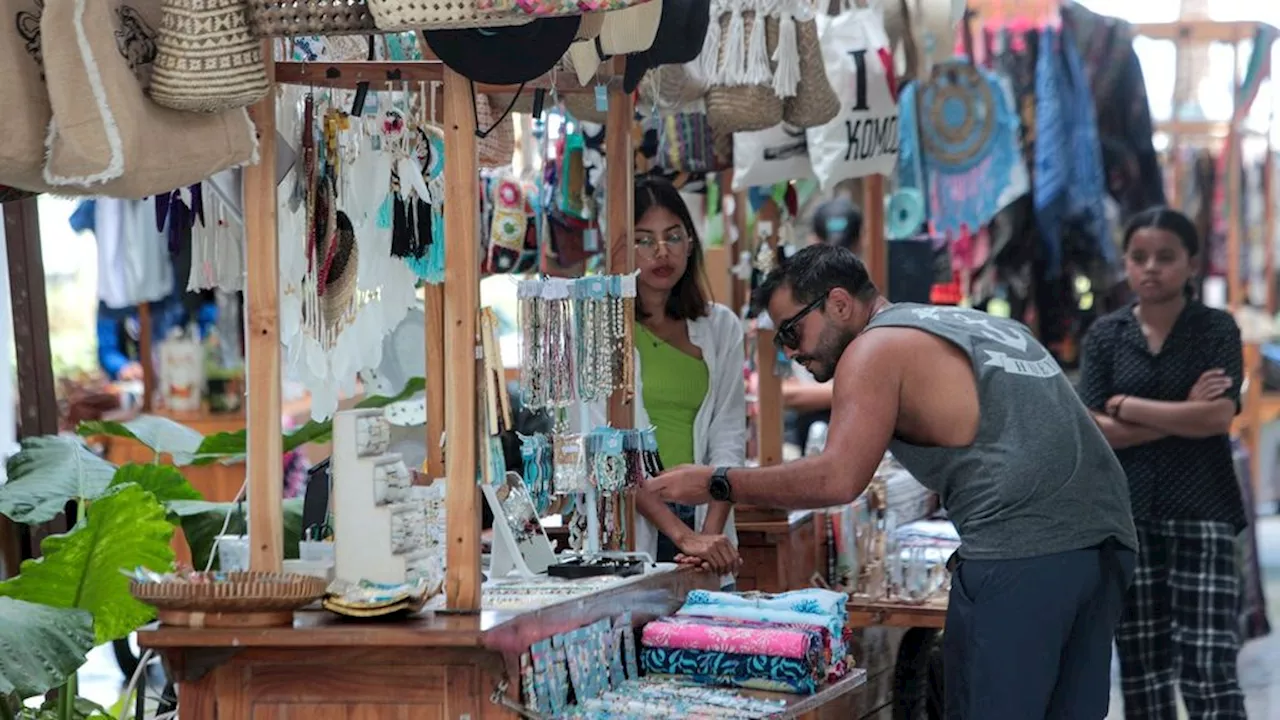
[{"x1": 1078, "y1": 301, "x2": 1245, "y2": 530}]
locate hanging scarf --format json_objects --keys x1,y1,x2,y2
[{"x1": 1032, "y1": 25, "x2": 1111, "y2": 279}]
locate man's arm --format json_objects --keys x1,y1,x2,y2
[
  {"x1": 1117, "y1": 398, "x2": 1235, "y2": 439},
  {"x1": 727, "y1": 332, "x2": 901, "y2": 509},
  {"x1": 1091, "y1": 412, "x2": 1167, "y2": 449},
  {"x1": 782, "y1": 377, "x2": 834, "y2": 412}
]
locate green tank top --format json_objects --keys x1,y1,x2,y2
[{"x1": 635, "y1": 323, "x2": 709, "y2": 467}]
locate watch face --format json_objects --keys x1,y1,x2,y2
[{"x1": 709, "y1": 475, "x2": 731, "y2": 502}]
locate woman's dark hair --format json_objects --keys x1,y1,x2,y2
[
  {"x1": 1122, "y1": 206, "x2": 1200, "y2": 256},
  {"x1": 634, "y1": 174, "x2": 711, "y2": 321},
  {"x1": 1122, "y1": 206, "x2": 1200, "y2": 298}
]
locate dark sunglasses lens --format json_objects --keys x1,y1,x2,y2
[{"x1": 775, "y1": 327, "x2": 798, "y2": 350}]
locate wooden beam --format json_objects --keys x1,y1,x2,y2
[
  {"x1": 424, "y1": 284, "x2": 446, "y2": 479},
  {"x1": 862, "y1": 176, "x2": 887, "y2": 293},
  {"x1": 274, "y1": 61, "x2": 623, "y2": 94},
  {"x1": 2, "y1": 196, "x2": 60, "y2": 572},
  {"x1": 4, "y1": 198, "x2": 57, "y2": 439},
  {"x1": 604, "y1": 88, "x2": 636, "y2": 552},
  {"x1": 441, "y1": 66, "x2": 482, "y2": 612},
  {"x1": 245, "y1": 49, "x2": 283, "y2": 573},
  {"x1": 1134, "y1": 19, "x2": 1272, "y2": 43},
  {"x1": 754, "y1": 200, "x2": 784, "y2": 467},
  {"x1": 138, "y1": 302, "x2": 154, "y2": 412}
]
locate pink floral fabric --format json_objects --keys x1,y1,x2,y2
[{"x1": 640, "y1": 618, "x2": 822, "y2": 660}]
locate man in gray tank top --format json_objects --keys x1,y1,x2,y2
[{"x1": 647, "y1": 245, "x2": 1138, "y2": 719}]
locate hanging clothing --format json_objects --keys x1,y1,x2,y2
[
  {"x1": 78, "y1": 198, "x2": 174, "y2": 310},
  {"x1": 1033, "y1": 25, "x2": 1111, "y2": 279},
  {"x1": 1061, "y1": 3, "x2": 1166, "y2": 216},
  {"x1": 899, "y1": 61, "x2": 1029, "y2": 238}
]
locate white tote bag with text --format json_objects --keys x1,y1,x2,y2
[
  {"x1": 806, "y1": 5, "x2": 899, "y2": 189},
  {"x1": 731, "y1": 123, "x2": 816, "y2": 190}
]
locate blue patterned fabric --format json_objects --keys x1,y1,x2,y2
[
  {"x1": 640, "y1": 647, "x2": 821, "y2": 694},
  {"x1": 1033, "y1": 25, "x2": 1112, "y2": 278},
  {"x1": 683, "y1": 588, "x2": 848, "y2": 617},
  {"x1": 897, "y1": 64, "x2": 1028, "y2": 238}
]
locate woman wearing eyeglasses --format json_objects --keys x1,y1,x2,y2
[{"x1": 612, "y1": 175, "x2": 748, "y2": 587}]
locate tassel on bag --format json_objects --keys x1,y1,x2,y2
[
  {"x1": 772, "y1": 11, "x2": 801, "y2": 98},
  {"x1": 744, "y1": 2, "x2": 774, "y2": 86},
  {"x1": 697, "y1": 0, "x2": 724, "y2": 83},
  {"x1": 722, "y1": 6, "x2": 747, "y2": 84}
]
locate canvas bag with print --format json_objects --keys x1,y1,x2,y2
[
  {"x1": 806, "y1": 4, "x2": 898, "y2": 190},
  {"x1": 731, "y1": 123, "x2": 815, "y2": 191},
  {"x1": 1, "y1": 0, "x2": 56, "y2": 192},
  {"x1": 41, "y1": 0, "x2": 258, "y2": 198}
]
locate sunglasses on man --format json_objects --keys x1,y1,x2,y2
[{"x1": 773, "y1": 294, "x2": 826, "y2": 351}]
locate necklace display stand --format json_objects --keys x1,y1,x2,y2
[{"x1": 484, "y1": 471, "x2": 557, "y2": 579}]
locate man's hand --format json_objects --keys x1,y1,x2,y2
[
  {"x1": 118, "y1": 362, "x2": 144, "y2": 381},
  {"x1": 675, "y1": 533, "x2": 741, "y2": 575},
  {"x1": 645, "y1": 464, "x2": 714, "y2": 505},
  {"x1": 1188, "y1": 368, "x2": 1232, "y2": 401}
]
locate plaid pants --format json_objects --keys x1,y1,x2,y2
[{"x1": 1115, "y1": 519, "x2": 1246, "y2": 719}]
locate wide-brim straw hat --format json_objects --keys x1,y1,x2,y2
[{"x1": 567, "y1": 0, "x2": 664, "y2": 85}]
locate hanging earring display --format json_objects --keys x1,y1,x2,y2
[{"x1": 553, "y1": 434, "x2": 589, "y2": 494}]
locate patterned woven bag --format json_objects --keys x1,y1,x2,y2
[
  {"x1": 151, "y1": 0, "x2": 270, "y2": 113},
  {"x1": 246, "y1": 0, "x2": 376, "y2": 36}
]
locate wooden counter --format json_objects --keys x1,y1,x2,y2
[
  {"x1": 847, "y1": 597, "x2": 948, "y2": 629},
  {"x1": 141, "y1": 568, "x2": 719, "y2": 719},
  {"x1": 735, "y1": 508, "x2": 827, "y2": 593}
]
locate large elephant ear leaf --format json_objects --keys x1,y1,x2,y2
[
  {"x1": 0, "y1": 436, "x2": 116, "y2": 524},
  {"x1": 0, "y1": 484, "x2": 175, "y2": 644},
  {"x1": 110, "y1": 464, "x2": 203, "y2": 507},
  {"x1": 78, "y1": 415, "x2": 204, "y2": 466},
  {"x1": 0, "y1": 597, "x2": 95, "y2": 700}
]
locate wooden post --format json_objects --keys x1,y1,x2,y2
[
  {"x1": 138, "y1": 302, "x2": 154, "y2": 411},
  {"x1": 754, "y1": 200, "x2": 784, "y2": 466},
  {"x1": 245, "y1": 49, "x2": 283, "y2": 573},
  {"x1": 605, "y1": 87, "x2": 636, "y2": 550},
  {"x1": 441, "y1": 67, "x2": 482, "y2": 611},
  {"x1": 3, "y1": 196, "x2": 61, "y2": 568},
  {"x1": 862, "y1": 176, "x2": 887, "y2": 293},
  {"x1": 424, "y1": 283, "x2": 446, "y2": 479}
]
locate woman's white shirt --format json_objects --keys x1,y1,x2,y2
[{"x1": 585, "y1": 302, "x2": 748, "y2": 586}]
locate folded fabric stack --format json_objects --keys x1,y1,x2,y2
[{"x1": 640, "y1": 588, "x2": 851, "y2": 694}]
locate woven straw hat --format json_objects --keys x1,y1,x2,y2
[
  {"x1": 150, "y1": 0, "x2": 270, "y2": 113},
  {"x1": 567, "y1": 0, "x2": 664, "y2": 85}
]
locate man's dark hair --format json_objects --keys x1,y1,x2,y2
[{"x1": 751, "y1": 244, "x2": 878, "y2": 316}]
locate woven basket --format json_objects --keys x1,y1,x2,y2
[
  {"x1": 477, "y1": 95, "x2": 516, "y2": 168},
  {"x1": 704, "y1": 10, "x2": 782, "y2": 135},
  {"x1": 365, "y1": 0, "x2": 532, "y2": 31},
  {"x1": 130, "y1": 572, "x2": 328, "y2": 612},
  {"x1": 247, "y1": 0, "x2": 376, "y2": 36},
  {"x1": 151, "y1": 0, "x2": 270, "y2": 113},
  {"x1": 638, "y1": 64, "x2": 708, "y2": 110},
  {"x1": 770, "y1": 15, "x2": 839, "y2": 129}
]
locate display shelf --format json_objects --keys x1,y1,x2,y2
[{"x1": 846, "y1": 596, "x2": 947, "y2": 630}]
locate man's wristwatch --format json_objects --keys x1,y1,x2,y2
[{"x1": 708, "y1": 466, "x2": 734, "y2": 503}]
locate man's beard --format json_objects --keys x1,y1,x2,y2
[{"x1": 798, "y1": 323, "x2": 855, "y2": 383}]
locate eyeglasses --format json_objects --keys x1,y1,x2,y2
[
  {"x1": 773, "y1": 294, "x2": 827, "y2": 350},
  {"x1": 635, "y1": 228, "x2": 691, "y2": 257}
]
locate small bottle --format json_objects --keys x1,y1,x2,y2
[{"x1": 805, "y1": 421, "x2": 829, "y2": 456}]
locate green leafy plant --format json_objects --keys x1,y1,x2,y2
[
  {"x1": 0, "y1": 437, "x2": 183, "y2": 720},
  {"x1": 0, "y1": 377, "x2": 424, "y2": 718}
]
